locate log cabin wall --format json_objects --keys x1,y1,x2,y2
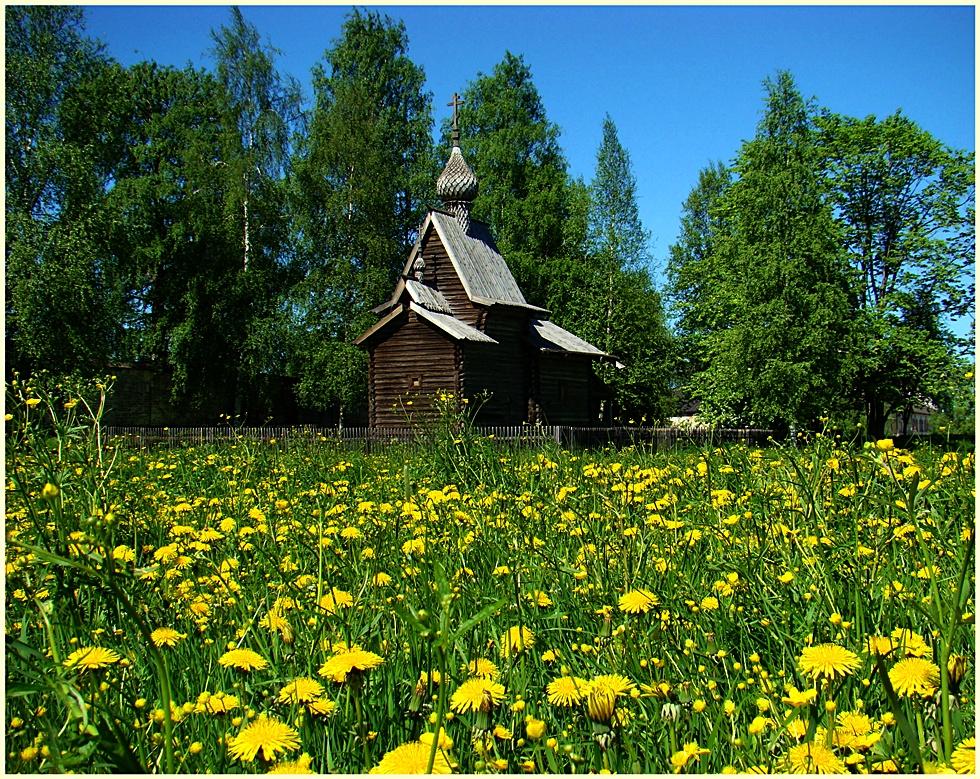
[
  {"x1": 369, "y1": 311, "x2": 460, "y2": 427},
  {"x1": 424, "y1": 230, "x2": 480, "y2": 326},
  {"x1": 462, "y1": 309, "x2": 529, "y2": 424},
  {"x1": 534, "y1": 353, "x2": 593, "y2": 425}
]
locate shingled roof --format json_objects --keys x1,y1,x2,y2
[{"x1": 375, "y1": 211, "x2": 550, "y2": 316}]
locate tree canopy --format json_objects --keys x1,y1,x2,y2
[{"x1": 5, "y1": 6, "x2": 973, "y2": 434}]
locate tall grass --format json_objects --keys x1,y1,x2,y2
[{"x1": 5, "y1": 377, "x2": 975, "y2": 773}]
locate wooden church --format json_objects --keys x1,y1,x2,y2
[{"x1": 355, "y1": 98, "x2": 611, "y2": 427}]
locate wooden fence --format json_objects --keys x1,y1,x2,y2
[{"x1": 102, "y1": 424, "x2": 776, "y2": 450}]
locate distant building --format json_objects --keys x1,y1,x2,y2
[
  {"x1": 355, "y1": 97, "x2": 612, "y2": 427},
  {"x1": 885, "y1": 404, "x2": 936, "y2": 436}
]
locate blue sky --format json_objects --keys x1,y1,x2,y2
[{"x1": 83, "y1": 5, "x2": 975, "y2": 284}]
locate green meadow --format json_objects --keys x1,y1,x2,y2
[{"x1": 5, "y1": 377, "x2": 975, "y2": 774}]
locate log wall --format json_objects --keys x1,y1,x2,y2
[
  {"x1": 424, "y1": 230, "x2": 480, "y2": 325},
  {"x1": 369, "y1": 311, "x2": 460, "y2": 427},
  {"x1": 533, "y1": 353, "x2": 593, "y2": 425}
]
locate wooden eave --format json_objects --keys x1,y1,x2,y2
[
  {"x1": 409, "y1": 303, "x2": 498, "y2": 343},
  {"x1": 353, "y1": 305, "x2": 406, "y2": 347}
]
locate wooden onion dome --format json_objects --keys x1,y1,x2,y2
[{"x1": 437, "y1": 93, "x2": 478, "y2": 232}]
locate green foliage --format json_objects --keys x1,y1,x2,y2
[
  {"x1": 666, "y1": 161, "x2": 731, "y2": 384},
  {"x1": 5, "y1": 376, "x2": 976, "y2": 772},
  {"x1": 670, "y1": 73, "x2": 974, "y2": 435},
  {"x1": 290, "y1": 9, "x2": 434, "y2": 420},
  {"x1": 816, "y1": 110, "x2": 975, "y2": 436},
  {"x1": 5, "y1": 7, "x2": 122, "y2": 376},
  {"x1": 453, "y1": 52, "x2": 570, "y2": 304},
  {"x1": 589, "y1": 115, "x2": 650, "y2": 272}
]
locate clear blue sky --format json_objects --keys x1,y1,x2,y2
[{"x1": 83, "y1": 5, "x2": 975, "y2": 282}]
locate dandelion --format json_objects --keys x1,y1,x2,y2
[
  {"x1": 889, "y1": 628, "x2": 929, "y2": 657},
  {"x1": 499, "y1": 625, "x2": 535, "y2": 658},
  {"x1": 419, "y1": 728, "x2": 453, "y2": 750},
  {"x1": 785, "y1": 741, "x2": 845, "y2": 774},
  {"x1": 450, "y1": 677, "x2": 505, "y2": 714},
  {"x1": 865, "y1": 635, "x2": 898, "y2": 656},
  {"x1": 525, "y1": 716, "x2": 546, "y2": 740},
  {"x1": 196, "y1": 691, "x2": 239, "y2": 715},
  {"x1": 951, "y1": 737, "x2": 975, "y2": 775},
  {"x1": 546, "y1": 676, "x2": 589, "y2": 707},
  {"x1": 219, "y1": 648, "x2": 268, "y2": 672},
  {"x1": 586, "y1": 680, "x2": 617, "y2": 724},
  {"x1": 747, "y1": 716, "x2": 769, "y2": 736},
  {"x1": 227, "y1": 714, "x2": 300, "y2": 762},
  {"x1": 833, "y1": 711, "x2": 879, "y2": 751},
  {"x1": 589, "y1": 673, "x2": 635, "y2": 697},
  {"x1": 305, "y1": 698, "x2": 337, "y2": 717},
  {"x1": 465, "y1": 657, "x2": 499, "y2": 679},
  {"x1": 781, "y1": 685, "x2": 817, "y2": 708},
  {"x1": 150, "y1": 627, "x2": 186, "y2": 648},
  {"x1": 63, "y1": 646, "x2": 121, "y2": 671},
  {"x1": 268, "y1": 752, "x2": 314, "y2": 774},
  {"x1": 888, "y1": 657, "x2": 940, "y2": 698},
  {"x1": 529, "y1": 590, "x2": 553, "y2": 607},
  {"x1": 318, "y1": 588, "x2": 354, "y2": 614},
  {"x1": 618, "y1": 588, "x2": 659, "y2": 614},
  {"x1": 369, "y1": 741, "x2": 452, "y2": 774},
  {"x1": 798, "y1": 643, "x2": 860, "y2": 683},
  {"x1": 278, "y1": 678, "x2": 324, "y2": 705},
  {"x1": 318, "y1": 648, "x2": 383, "y2": 683},
  {"x1": 670, "y1": 742, "x2": 710, "y2": 773}
]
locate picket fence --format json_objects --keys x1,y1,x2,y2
[{"x1": 102, "y1": 424, "x2": 776, "y2": 450}]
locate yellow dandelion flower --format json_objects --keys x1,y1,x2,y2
[
  {"x1": 529, "y1": 590, "x2": 553, "y2": 607},
  {"x1": 267, "y1": 752, "x2": 314, "y2": 774},
  {"x1": 219, "y1": 648, "x2": 268, "y2": 672},
  {"x1": 865, "y1": 635, "x2": 898, "y2": 657},
  {"x1": 318, "y1": 649, "x2": 383, "y2": 683},
  {"x1": 748, "y1": 716, "x2": 770, "y2": 736},
  {"x1": 589, "y1": 673, "x2": 635, "y2": 697},
  {"x1": 259, "y1": 608, "x2": 294, "y2": 644},
  {"x1": 227, "y1": 714, "x2": 300, "y2": 762},
  {"x1": 277, "y1": 678, "x2": 324, "y2": 705},
  {"x1": 525, "y1": 716, "x2": 546, "y2": 740},
  {"x1": 889, "y1": 628, "x2": 929, "y2": 657},
  {"x1": 586, "y1": 680, "x2": 617, "y2": 724},
  {"x1": 197, "y1": 691, "x2": 239, "y2": 715},
  {"x1": 785, "y1": 741, "x2": 845, "y2": 774},
  {"x1": 150, "y1": 627, "x2": 186, "y2": 648},
  {"x1": 63, "y1": 646, "x2": 121, "y2": 671},
  {"x1": 619, "y1": 588, "x2": 659, "y2": 614},
  {"x1": 499, "y1": 625, "x2": 534, "y2": 658},
  {"x1": 317, "y1": 588, "x2": 354, "y2": 614},
  {"x1": 888, "y1": 657, "x2": 940, "y2": 698},
  {"x1": 369, "y1": 741, "x2": 452, "y2": 774},
  {"x1": 547, "y1": 676, "x2": 589, "y2": 707},
  {"x1": 450, "y1": 677, "x2": 505, "y2": 714},
  {"x1": 798, "y1": 644, "x2": 860, "y2": 682},
  {"x1": 833, "y1": 711, "x2": 876, "y2": 750},
  {"x1": 305, "y1": 698, "x2": 337, "y2": 717},
  {"x1": 465, "y1": 657, "x2": 499, "y2": 679},
  {"x1": 670, "y1": 741, "x2": 710, "y2": 772},
  {"x1": 781, "y1": 685, "x2": 817, "y2": 708},
  {"x1": 419, "y1": 727, "x2": 453, "y2": 751},
  {"x1": 951, "y1": 737, "x2": 975, "y2": 775}
]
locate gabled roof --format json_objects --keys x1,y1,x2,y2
[
  {"x1": 429, "y1": 211, "x2": 547, "y2": 312},
  {"x1": 374, "y1": 211, "x2": 550, "y2": 316},
  {"x1": 410, "y1": 303, "x2": 498, "y2": 343},
  {"x1": 404, "y1": 279, "x2": 452, "y2": 314},
  {"x1": 529, "y1": 318, "x2": 613, "y2": 360},
  {"x1": 353, "y1": 302, "x2": 498, "y2": 347}
]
